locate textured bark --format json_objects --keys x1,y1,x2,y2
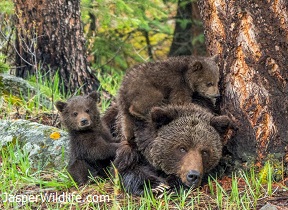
[
  {"x1": 169, "y1": 0, "x2": 206, "y2": 56},
  {"x1": 14, "y1": 0, "x2": 100, "y2": 94},
  {"x1": 198, "y1": 0, "x2": 288, "y2": 165}
]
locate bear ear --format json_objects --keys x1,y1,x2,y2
[
  {"x1": 210, "y1": 54, "x2": 219, "y2": 63},
  {"x1": 210, "y1": 115, "x2": 237, "y2": 143},
  {"x1": 192, "y1": 61, "x2": 203, "y2": 72},
  {"x1": 88, "y1": 91, "x2": 100, "y2": 102},
  {"x1": 55, "y1": 101, "x2": 67, "y2": 112},
  {"x1": 151, "y1": 107, "x2": 176, "y2": 129}
]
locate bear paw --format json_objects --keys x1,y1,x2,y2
[
  {"x1": 114, "y1": 142, "x2": 140, "y2": 171},
  {"x1": 151, "y1": 183, "x2": 174, "y2": 198}
]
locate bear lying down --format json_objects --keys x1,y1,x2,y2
[{"x1": 117, "y1": 104, "x2": 233, "y2": 195}]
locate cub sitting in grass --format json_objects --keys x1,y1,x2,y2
[{"x1": 55, "y1": 91, "x2": 120, "y2": 185}]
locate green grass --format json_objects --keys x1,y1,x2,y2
[
  {"x1": 0, "y1": 71, "x2": 287, "y2": 209},
  {"x1": 97, "y1": 69, "x2": 124, "y2": 97},
  {"x1": 0, "y1": 140, "x2": 284, "y2": 210},
  {"x1": 28, "y1": 70, "x2": 70, "y2": 104}
]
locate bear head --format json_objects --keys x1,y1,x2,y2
[
  {"x1": 137, "y1": 104, "x2": 232, "y2": 189},
  {"x1": 185, "y1": 55, "x2": 220, "y2": 104},
  {"x1": 55, "y1": 91, "x2": 100, "y2": 132}
]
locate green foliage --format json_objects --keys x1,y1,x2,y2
[
  {"x1": 0, "y1": 0, "x2": 15, "y2": 73},
  {"x1": 0, "y1": 53, "x2": 9, "y2": 73},
  {"x1": 81, "y1": 0, "x2": 176, "y2": 80},
  {"x1": 28, "y1": 70, "x2": 69, "y2": 103},
  {"x1": 0, "y1": 0, "x2": 14, "y2": 15}
]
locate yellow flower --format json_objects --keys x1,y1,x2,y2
[{"x1": 50, "y1": 132, "x2": 61, "y2": 140}]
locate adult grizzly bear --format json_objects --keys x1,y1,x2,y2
[
  {"x1": 117, "y1": 104, "x2": 234, "y2": 195},
  {"x1": 55, "y1": 92, "x2": 120, "y2": 184},
  {"x1": 114, "y1": 55, "x2": 220, "y2": 168},
  {"x1": 120, "y1": 55, "x2": 220, "y2": 119}
]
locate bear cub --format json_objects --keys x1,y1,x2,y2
[
  {"x1": 117, "y1": 55, "x2": 220, "y2": 144},
  {"x1": 55, "y1": 91, "x2": 120, "y2": 185}
]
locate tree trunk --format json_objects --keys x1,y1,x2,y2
[
  {"x1": 13, "y1": 0, "x2": 100, "y2": 94},
  {"x1": 169, "y1": 0, "x2": 206, "y2": 56},
  {"x1": 198, "y1": 0, "x2": 288, "y2": 166}
]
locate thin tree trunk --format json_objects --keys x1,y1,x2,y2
[
  {"x1": 169, "y1": 0, "x2": 206, "y2": 56},
  {"x1": 14, "y1": 0, "x2": 100, "y2": 94},
  {"x1": 198, "y1": 0, "x2": 288, "y2": 166},
  {"x1": 143, "y1": 30, "x2": 153, "y2": 60},
  {"x1": 169, "y1": 0, "x2": 193, "y2": 56}
]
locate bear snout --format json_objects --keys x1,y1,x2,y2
[
  {"x1": 179, "y1": 150, "x2": 203, "y2": 188},
  {"x1": 186, "y1": 170, "x2": 201, "y2": 187},
  {"x1": 79, "y1": 118, "x2": 90, "y2": 127}
]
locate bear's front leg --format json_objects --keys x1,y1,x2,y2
[
  {"x1": 119, "y1": 164, "x2": 168, "y2": 196},
  {"x1": 68, "y1": 159, "x2": 98, "y2": 185},
  {"x1": 87, "y1": 140, "x2": 120, "y2": 161},
  {"x1": 114, "y1": 141, "x2": 140, "y2": 171}
]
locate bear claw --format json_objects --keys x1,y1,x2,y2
[{"x1": 152, "y1": 183, "x2": 174, "y2": 198}]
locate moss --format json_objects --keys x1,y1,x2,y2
[
  {"x1": 259, "y1": 154, "x2": 284, "y2": 183},
  {"x1": 0, "y1": 120, "x2": 69, "y2": 170},
  {"x1": 266, "y1": 154, "x2": 284, "y2": 182},
  {"x1": 0, "y1": 74, "x2": 53, "y2": 108}
]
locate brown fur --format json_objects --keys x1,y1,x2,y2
[
  {"x1": 101, "y1": 102, "x2": 121, "y2": 142},
  {"x1": 117, "y1": 55, "x2": 219, "y2": 145},
  {"x1": 116, "y1": 104, "x2": 235, "y2": 195},
  {"x1": 55, "y1": 91, "x2": 120, "y2": 184}
]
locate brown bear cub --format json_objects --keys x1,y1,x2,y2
[
  {"x1": 114, "y1": 55, "x2": 220, "y2": 169},
  {"x1": 119, "y1": 55, "x2": 220, "y2": 120},
  {"x1": 118, "y1": 104, "x2": 234, "y2": 195},
  {"x1": 55, "y1": 91, "x2": 120, "y2": 185}
]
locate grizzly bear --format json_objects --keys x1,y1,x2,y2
[
  {"x1": 116, "y1": 104, "x2": 234, "y2": 195},
  {"x1": 101, "y1": 102, "x2": 121, "y2": 142},
  {"x1": 55, "y1": 91, "x2": 120, "y2": 185},
  {"x1": 114, "y1": 55, "x2": 220, "y2": 169},
  {"x1": 119, "y1": 55, "x2": 220, "y2": 119}
]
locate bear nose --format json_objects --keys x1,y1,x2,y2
[
  {"x1": 186, "y1": 170, "x2": 201, "y2": 186},
  {"x1": 80, "y1": 118, "x2": 89, "y2": 126}
]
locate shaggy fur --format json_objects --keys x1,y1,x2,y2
[
  {"x1": 119, "y1": 55, "x2": 219, "y2": 133},
  {"x1": 114, "y1": 55, "x2": 220, "y2": 170},
  {"x1": 101, "y1": 103, "x2": 121, "y2": 142},
  {"x1": 55, "y1": 92, "x2": 120, "y2": 184},
  {"x1": 116, "y1": 104, "x2": 234, "y2": 195}
]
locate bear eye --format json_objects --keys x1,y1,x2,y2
[
  {"x1": 201, "y1": 150, "x2": 209, "y2": 157},
  {"x1": 73, "y1": 112, "x2": 78, "y2": 117},
  {"x1": 85, "y1": 109, "x2": 90, "y2": 113},
  {"x1": 207, "y1": 82, "x2": 214, "y2": 87},
  {"x1": 179, "y1": 147, "x2": 187, "y2": 153}
]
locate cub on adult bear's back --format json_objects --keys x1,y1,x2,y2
[
  {"x1": 55, "y1": 91, "x2": 120, "y2": 185},
  {"x1": 114, "y1": 55, "x2": 220, "y2": 169}
]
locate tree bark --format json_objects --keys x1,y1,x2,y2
[
  {"x1": 14, "y1": 0, "x2": 100, "y2": 94},
  {"x1": 198, "y1": 0, "x2": 288, "y2": 166}
]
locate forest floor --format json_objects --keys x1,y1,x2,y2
[{"x1": 1, "y1": 111, "x2": 288, "y2": 209}]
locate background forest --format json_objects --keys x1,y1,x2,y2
[{"x1": 0, "y1": 0, "x2": 205, "y2": 97}]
